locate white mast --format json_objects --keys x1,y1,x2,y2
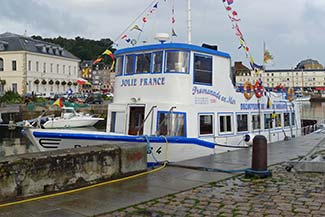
[{"x1": 187, "y1": 0, "x2": 192, "y2": 44}]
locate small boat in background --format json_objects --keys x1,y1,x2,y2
[
  {"x1": 295, "y1": 93, "x2": 311, "y2": 102},
  {"x1": 42, "y1": 107, "x2": 104, "y2": 129}
]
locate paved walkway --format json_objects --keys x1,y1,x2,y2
[
  {"x1": 104, "y1": 164, "x2": 325, "y2": 217},
  {"x1": 0, "y1": 131, "x2": 325, "y2": 217}
]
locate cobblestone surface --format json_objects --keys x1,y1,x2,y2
[{"x1": 100, "y1": 164, "x2": 325, "y2": 217}]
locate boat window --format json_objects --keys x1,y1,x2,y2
[
  {"x1": 136, "y1": 53, "x2": 151, "y2": 74},
  {"x1": 115, "y1": 56, "x2": 123, "y2": 76},
  {"x1": 110, "y1": 111, "x2": 126, "y2": 134},
  {"x1": 284, "y1": 113, "x2": 290, "y2": 127},
  {"x1": 264, "y1": 114, "x2": 273, "y2": 129},
  {"x1": 237, "y1": 114, "x2": 248, "y2": 132},
  {"x1": 219, "y1": 115, "x2": 232, "y2": 133},
  {"x1": 165, "y1": 51, "x2": 189, "y2": 73},
  {"x1": 252, "y1": 114, "x2": 261, "y2": 130},
  {"x1": 157, "y1": 111, "x2": 186, "y2": 136},
  {"x1": 125, "y1": 55, "x2": 136, "y2": 75},
  {"x1": 152, "y1": 51, "x2": 163, "y2": 73},
  {"x1": 194, "y1": 54, "x2": 212, "y2": 85},
  {"x1": 275, "y1": 113, "x2": 282, "y2": 127},
  {"x1": 199, "y1": 114, "x2": 213, "y2": 135}
]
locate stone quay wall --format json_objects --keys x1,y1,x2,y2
[{"x1": 0, "y1": 143, "x2": 146, "y2": 203}]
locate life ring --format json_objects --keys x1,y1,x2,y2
[
  {"x1": 287, "y1": 87, "x2": 294, "y2": 102},
  {"x1": 243, "y1": 81, "x2": 254, "y2": 100},
  {"x1": 254, "y1": 81, "x2": 264, "y2": 98}
]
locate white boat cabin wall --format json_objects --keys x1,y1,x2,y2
[{"x1": 107, "y1": 43, "x2": 300, "y2": 145}]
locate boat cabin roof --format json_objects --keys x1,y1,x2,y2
[{"x1": 114, "y1": 43, "x2": 231, "y2": 58}]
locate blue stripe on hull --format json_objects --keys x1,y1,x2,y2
[{"x1": 32, "y1": 132, "x2": 215, "y2": 149}]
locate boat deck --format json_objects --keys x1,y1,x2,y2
[{"x1": 1, "y1": 130, "x2": 325, "y2": 216}]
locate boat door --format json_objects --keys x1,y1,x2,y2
[{"x1": 128, "y1": 106, "x2": 145, "y2": 135}]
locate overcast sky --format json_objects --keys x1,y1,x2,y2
[{"x1": 1, "y1": 0, "x2": 325, "y2": 69}]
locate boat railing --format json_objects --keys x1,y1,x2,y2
[{"x1": 137, "y1": 105, "x2": 157, "y2": 136}]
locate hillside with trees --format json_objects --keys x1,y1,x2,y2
[{"x1": 31, "y1": 35, "x2": 115, "y2": 62}]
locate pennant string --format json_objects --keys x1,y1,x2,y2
[{"x1": 222, "y1": 0, "x2": 262, "y2": 74}]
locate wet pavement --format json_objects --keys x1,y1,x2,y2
[
  {"x1": 0, "y1": 131, "x2": 325, "y2": 217},
  {"x1": 103, "y1": 164, "x2": 325, "y2": 217}
]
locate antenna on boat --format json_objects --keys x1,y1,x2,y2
[{"x1": 187, "y1": 0, "x2": 192, "y2": 44}]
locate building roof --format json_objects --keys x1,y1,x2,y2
[
  {"x1": 0, "y1": 32, "x2": 79, "y2": 60},
  {"x1": 295, "y1": 59, "x2": 323, "y2": 70}
]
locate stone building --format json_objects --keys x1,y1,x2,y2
[
  {"x1": 0, "y1": 32, "x2": 80, "y2": 96},
  {"x1": 235, "y1": 59, "x2": 325, "y2": 91}
]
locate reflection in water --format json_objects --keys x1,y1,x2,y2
[
  {"x1": 298, "y1": 102, "x2": 325, "y2": 121},
  {"x1": 0, "y1": 124, "x2": 106, "y2": 158},
  {"x1": 0, "y1": 127, "x2": 39, "y2": 158}
]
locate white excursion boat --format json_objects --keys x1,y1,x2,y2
[
  {"x1": 40, "y1": 107, "x2": 104, "y2": 129},
  {"x1": 23, "y1": 42, "x2": 302, "y2": 164},
  {"x1": 23, "y1": 1, "x2": 304, "y2": 165}
]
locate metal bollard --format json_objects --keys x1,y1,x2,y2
[{"x1": 245, "y1": 135, "x2": 272, "y2": 178}]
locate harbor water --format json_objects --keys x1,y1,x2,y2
[{"x1": 0, "y1": 102, "x2": 324, "y2": 158}]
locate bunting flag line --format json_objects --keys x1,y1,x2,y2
[
  {"x1": 172, "y1": 28, "x2": 177, "y2": 37},
  {"x1": 171, "y1": 0, "x2": 177, "y2": 37},
  {"x1": 102, "y1": 49, "x2": 116, "y2": 71},
  {"x1": 222, "y1": 0, "x2": 262, "y2": 74},
  {"x1": 82, "y1": 67, "x2": 90, "y2": 77},
  {"x1": 264, "y1": 50, "x2": 274, "y2": 64},
  {"x1": 53, "y1": 98, "x2": 63, "y2": 108},
  {"x1": 130, "y1": 25, "x2": 143, "y2": 32},
  {"x1": 92, "y1": 57, "x2": 103, "y2": 65}
]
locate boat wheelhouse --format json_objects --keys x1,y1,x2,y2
[{"x1": 107, "y1": 42, "x2": 300, "y2": 145}]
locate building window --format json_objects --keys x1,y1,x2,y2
[
  {"x1": 219, "y1": 115, "x2": 232, "y2": 133},
  {"x1": 36, "y1": 61, "x2": 39, "y2": 72},
  {"x1": 57, "y1": 64, "x2": 59, "y2": 73},
  {"x1": 152, "y1": 51, "x2": 163, "y2": 73},
  {"x1": 68, "y1": 66, "x2": 71, "y2": 75},
  {"x1": 28, "y1": 60, "x2": 31, "y2": 71},
  {"x1": 0, "y1": 58, "x2": 3, "y2": 71},
  {"x1": 136, "y1": 53, "x2": 151, "y2": 74},
  {"x1": 50, "y1": 63, "x2": 53, "y2": 73},
  {"x1": 12, "y1": 60, "x2": 17, "y2": 71},
  {"x1": 165, "y1": 51, "x2": 189, "y2": 73},
  {"x1": 63, "y1": 65, "x2": 65, "y2": 74},
  {"x1": 194, "y1": 54, "x2": 212, "y2": 85},
  {"x1": 125, "y1": 55, "x2": 136, "y2": 75},
  {"x1": 157, "y1": 111, "x2": 186, "y2": 136},
  {"x1": 237, "y1": 114, "x2": 248, "y2": 132},
  {"x1": 43, "y1": 63, "x2": 46, "y2": 73},
  {"x1": 252, "y1": 114, "x2": 261, "y2": 130},
  {"x1": 74, "y1": 66, "x2": 77, "y2": 75},
  {"x1": 12, "y1": 83, "x2": 17, "y2": 92},
  {"x1": 199, "y1": 114, "x2": 213, "y2": 135},
  {"x1": 264, "y1": 114, "x2": 273, "y2": 129}
]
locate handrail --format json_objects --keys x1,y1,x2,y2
[
  {"x1": 156, "y1": 106, "x2": 176, "y2": 136},
  {"x1": 137, "y1": 105, "x2": 157, "y2": 135}
]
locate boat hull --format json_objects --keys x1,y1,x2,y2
[{"x1": 23, "y1": 128, "x2": 237, "y2": 163}]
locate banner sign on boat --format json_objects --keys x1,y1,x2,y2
[
  {"x1": 192, "y1": 86, "x2": 236, "y2": 105},
  {"x1": 120, "y1": 77, "x2": 165, "y2": 87},
  {"x1": 240, "y1": 103, "x2": 288, "y2": 110}
]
